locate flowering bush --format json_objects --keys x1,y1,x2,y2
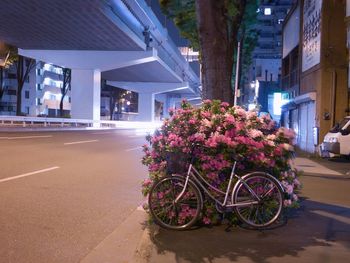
[{"x1": 142, "y1": 100, "x2": 301, "y2": 225}]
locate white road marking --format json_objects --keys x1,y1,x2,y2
[
  {"x1": 64, "y1": 140, "x2": 99, "y2": 145},
  {"x1": 125, "y1": 146, "x2": 142, "y2": 152},
  {"x1": 0, "y1": 135, "x2": 53, "y2": 140},
  {"x1": 0, "y1": 166, "x2": 60, "y2": 184},
  {"x1": 312, "y1": 210, "x2": 350, "y2": 225},
  {"x1": 91, "y1": 132, "x2": 113, "y2": 135},
  {"x1": 128, "y1": 135, "x2": 145, "y2": 138}
]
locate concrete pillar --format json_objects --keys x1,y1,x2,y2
[
  {"x1": 71, "y1": 69, "x2": 101, "y2": 120},
  {"x1": 136, "y1": 92, "x2": 154, "y2": 122}
]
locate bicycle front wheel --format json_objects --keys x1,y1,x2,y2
[
  {"x1": 232, "y1": 173, "x2": 283, "y2": 229},
  {"x1": 148, "y1": 175, "x2": 202, "y2": 230}
]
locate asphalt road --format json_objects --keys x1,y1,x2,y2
[{"x1": 0, "y1": 129, "x2": 149, "y2": 263}]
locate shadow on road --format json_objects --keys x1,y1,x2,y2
[
  {"x1": 326, "y1": 157, "x2": 350, "y2": 163},
  {"x1": 147, "y1": 199, "x2": 350, "y2": 263}
]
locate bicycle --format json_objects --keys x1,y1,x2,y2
[{"x1": 148, "y1": 148, "x2": 285, "y2": 230}]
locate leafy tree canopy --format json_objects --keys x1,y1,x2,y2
[
  {"x1": 159, "y1": 0, "x2": 199, "y2": 50},
  {"x1": 159, "y1": 0, "x2": 258, "y2": 53}
]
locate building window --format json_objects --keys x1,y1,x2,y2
[
  {"x1": 7, "y1": 89, "x2": 16, "y2": 96},
  {"x1": 26, "y1": 107, "x2": 30, "y2": 114},
  {"x1": 36, "y1": 84, "x2": 42, "y2": 90},
  {"x1": 68, "y1": 97, "x2": 71, "y2": 103},
  {"x1": 25, "y1": 90, "x2": 30, "y2": 99},
  {"x1": 256, "y1": 65, "x2": 262, "y2": 78},
  {"x1": 264, "y1": 8, "x2": 272, "y2": 15},
  {"x1": 278, "y1": 19, "x2": 284, "y2": 24},
  {"x1": 7, "y1": 73, "x2": 16, "y2": 79},
  {"x1": 37, "y1": 98, "x2": 42, "y2": 106}
]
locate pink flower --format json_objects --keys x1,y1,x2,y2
[
  {"x1": 203, "y1": 217, "x2": 211, "y2": 225},
  {"x1": 225, "y1": 114, "x2": 235, "y2": 124},
  {"x1": 189, "y1": 119, "x2": 196, "y2": 125},
  {"x1": 142, "y1": 178, "x2": 152, "y2": 187},
  {"x1": 220, "y1": 102, "x2": 230, "y2": 107},
  {"x1": 285, "y1": 184, "x2": 294, "y2": 195},
  {"x1": 201, "y1": 111, "x2": 211, "y2": 118},
  {"x1": 284, "y1": 199, "x2": 292, "y2": 207}
]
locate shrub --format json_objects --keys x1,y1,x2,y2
[{"x1": 142, "y1": 100, "x2": 300, "y2": 225}]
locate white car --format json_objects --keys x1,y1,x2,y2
[{"x1": 321, "y1": 116, "x2": 350, "y2": 157}]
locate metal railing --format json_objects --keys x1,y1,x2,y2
[{"x1": 0, "y1": 115, "x2": 160, "y2": 129}]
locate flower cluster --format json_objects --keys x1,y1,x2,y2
[{"x1": 142, "y1": 100, "x2": 301, "y2": 225}]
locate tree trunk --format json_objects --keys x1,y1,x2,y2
[
  {"x1": 16, "y1": 56, "x2": 24, "y2": 115},
  {"x1": 195, "y1": 0, "x2": 234, "y2": 104},
  {"x1": 60, "y1": 68, "x2": 71, "y2": 117},
  {"x1": 59, "y1": 98, "x2": 64, "y2": 117},
  {"x1": 16, "y1": 82, "x2": 23, "y2": 115},
  {"x1": 15, "y1": 56, "x2": 36, "y2": 115}
]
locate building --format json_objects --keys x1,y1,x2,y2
[
  {"x1": 241, "y1": 0, "x2": 294, "y2": 119},
  {"x1": 0, "y1": 60, "x2": 71, "y2": 117},
  {"x1": 281, "y1": 0, "x2": 349, "y2": 153}
]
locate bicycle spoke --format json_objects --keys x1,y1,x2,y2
[
  {"x1": 149, "y1": 177, "x2": 201, "y2": 230},
  {"x1": 261, "y1": 184, "x2": 275, "y2": 198},
  {"x1": 234, "y1": 174, "x2": 283, "y2": 228}
]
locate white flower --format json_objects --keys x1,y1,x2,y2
[
  {"x1": 201, "y1": 119, "x2": 212, "y2": 128},
  {"x1": 282, "y1": 143, "x2": 293, "y2": 151},
  {"x1": 248, "y1": 129, "x2": 263, "y2": 138},
  {"x1": 267, "y1": 134, "x2": 276, "y2": 140}
]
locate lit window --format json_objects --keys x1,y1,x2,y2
[
  {"x1": 264, "y1": 8, "x2": 272, "y2": 15},
  {"x1": 278, "y1": 19, "x2": 284, "y2": 24}
]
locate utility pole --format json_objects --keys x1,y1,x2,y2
[{"x1": 234, "y1": 41, "x2": 241, "y2": 106}]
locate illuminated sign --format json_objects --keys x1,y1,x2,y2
[
  {"x1": 302, "y1": 0, "x2": 323, "y2": 72},
  {"x1": 273, "y1": 93, "x2": 289, "y2": 115}
]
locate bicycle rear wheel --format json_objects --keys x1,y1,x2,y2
[
  {"x1": 232, "y1": 173, "x2": 283, "y2": 229},
  {"x1": 148, "y1": 175, "x2": 202, "y2": 230}
]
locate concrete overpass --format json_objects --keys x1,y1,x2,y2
[{"x1": 0, "y1": 0, "x2": 200, "y2": 121}]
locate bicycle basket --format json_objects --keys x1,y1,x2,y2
[{"x1": 165, "y1": 151, "x2": 189, "y2": 175}]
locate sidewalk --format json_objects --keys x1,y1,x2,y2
[
  {"x1": 294, "y1": 156, "x2": 350, "y2": 176},
  {"x1": 131, "y1": 157, "x2": 350, "y2": 263},
  {"x1": 294, "y1": 157, "x2": 345, "y2": 176}
]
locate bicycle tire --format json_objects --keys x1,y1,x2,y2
[
  {"x1": 148, "y1": 175, "x2": 203, "y2": 230},
  {"x1": 232, "y1": 172, "x2": 284, "y2": 229}
]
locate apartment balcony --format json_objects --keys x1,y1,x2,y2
[
  {"x1": 43, "y1": 99, "x2": 71, "y2": 110},
  {"x1": 40, "y1": 70, "x2": 63, "y2": 81}
]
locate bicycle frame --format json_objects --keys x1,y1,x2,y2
[{"x1": 175, "y1": 161, "x2": 260, "y2": 208}]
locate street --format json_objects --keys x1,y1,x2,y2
[
  {"x1": 0, "y1": 129, "x2": 149, "y2": 263},
  {"x1": 1, "y1": 129, "x2": 350, "y2": 263}
]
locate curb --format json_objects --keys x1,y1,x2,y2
[
  {"x1": 132, "y1": 223, "x2": 159, "y2": 263},
  {"x1": 79, "y1": 208, "x2": 149, "y2": 263}
]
